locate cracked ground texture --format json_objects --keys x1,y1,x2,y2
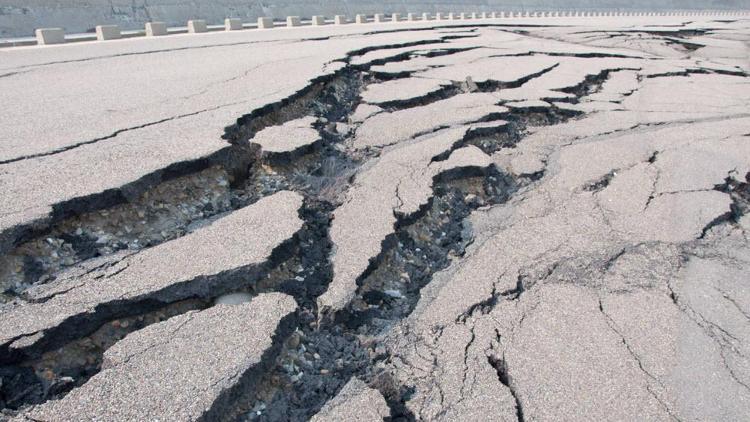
[{"x1": 0, "y1": 14, "x2": 749, "y2": 422}]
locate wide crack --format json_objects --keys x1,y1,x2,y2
[
  {"x1": 243, "y1": 91, "x2": 587, "y2": 422},
  {"x1": 0, "y1": 70, "x2": 366, "y2": 303},
  {"x1": 1, "y1": 35, "x2": 631, "y2": 418},
  {"x1": 246, "y1": 168, "x2": 517, "y2": 422},
  {"x1": 0, "y1": 67, "x2": 367, "y2": 411}
]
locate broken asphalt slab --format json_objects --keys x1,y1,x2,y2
[
  {"x1": 20, "y1": 293, "x2": 297, "y2": 422},
  {"x1": 0, "y1": 191, "x2": 303, "y2": 360}
]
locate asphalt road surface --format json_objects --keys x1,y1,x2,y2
[{"x1": 0, "y1": 15, "x2": 749, "y2": 421}]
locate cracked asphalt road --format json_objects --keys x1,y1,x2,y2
[{"x1": 0, "y1": 14, "x2": 749, "y2": 422}]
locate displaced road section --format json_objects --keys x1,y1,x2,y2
[
  {"x1": 21, "y1": 293, "x2": 297, "y2": 421},
  {"x1": 0, "y1": 15, "x2": 749, "y2": 421}
]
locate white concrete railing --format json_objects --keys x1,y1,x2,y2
[{"x1": 24, "y1": 10, "x2": 750, "y2": 47}]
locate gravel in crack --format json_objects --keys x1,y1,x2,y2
[
  {"x1": 246, "y1": 169, "x2": 515, "y2": 421},
  {"x1": 0, "y1": 166, "x2": 233, "y2": 302},
  {"x1": 0, "y1": 191, "x2": 304, "y2": 361}
]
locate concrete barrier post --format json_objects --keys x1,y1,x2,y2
[
  {"x1": 374, "y1": 13, "x2": 386, "y2": 22},
  {"x1": 435, "y1": 12, "x2": 444, "y2": 20},
  {"x1": 188, "y1": 19, "x2": 207, "y2": 33},
  {"x1": 35, "y1": 28, "x2": 65, "y2": 45},
  {"x1": 96, "y1": 24, "x2": 121, "y2": 40},
  {"x1": 447, "y1": 12, "x2": 456, "y2": 19},
  {"x1": 145, "y1": 22, "x2": 167, "y2": 36},
  {"x1": 407, "y1": 13, "x2": 417, "y2": 21},
  {"x1": 334, "y1": 15, "x2": 348, "y2": 25},
  {"x1": 225, "y1": 18, "x2": 242, "y2": 30},
  {"x1": 286, "y1": 16, "x2": 301, "y2": 27},
  {"x1": 422, "y1": 13, "x2": 431, "y2": 20},
  {"x1": 459, "y1": 12, "x2": 467, "y2": 19},
  {"x1": 391, "y1": 13, "x2": 401, "y2": 22},
  {"x1": 355, "y1": 14, "x2": 367, "y2": 23},
  {"x1": 257, "y1": 17, "x2": 273, "y2": 29},
  {"x1": 470, "y1": 12, "x2": 478, "y2": 19},
  {"x1": 312, "y1": 15, "x2": 326, "y2": 25}
]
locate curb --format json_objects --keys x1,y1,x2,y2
[{"x1": 8, "y1": 9, "x2": 750, "y2": 49}]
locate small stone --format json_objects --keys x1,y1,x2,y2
[
  {"x1": 384, "y1": 290, "x2": 404, "y2": 299},
  {"x1": 287, "y1": 332, "x2": 301, "y2": 348},
  {"x1": 320, "y1": 369, "x2": 329, "y2": 375},
  {"x1": 314, "y1": 353, "x2": 321, "y2": 360}
]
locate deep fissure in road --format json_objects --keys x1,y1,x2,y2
[{"x1": 0, "y1": 38, "x2": 621, "y2": 419}]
